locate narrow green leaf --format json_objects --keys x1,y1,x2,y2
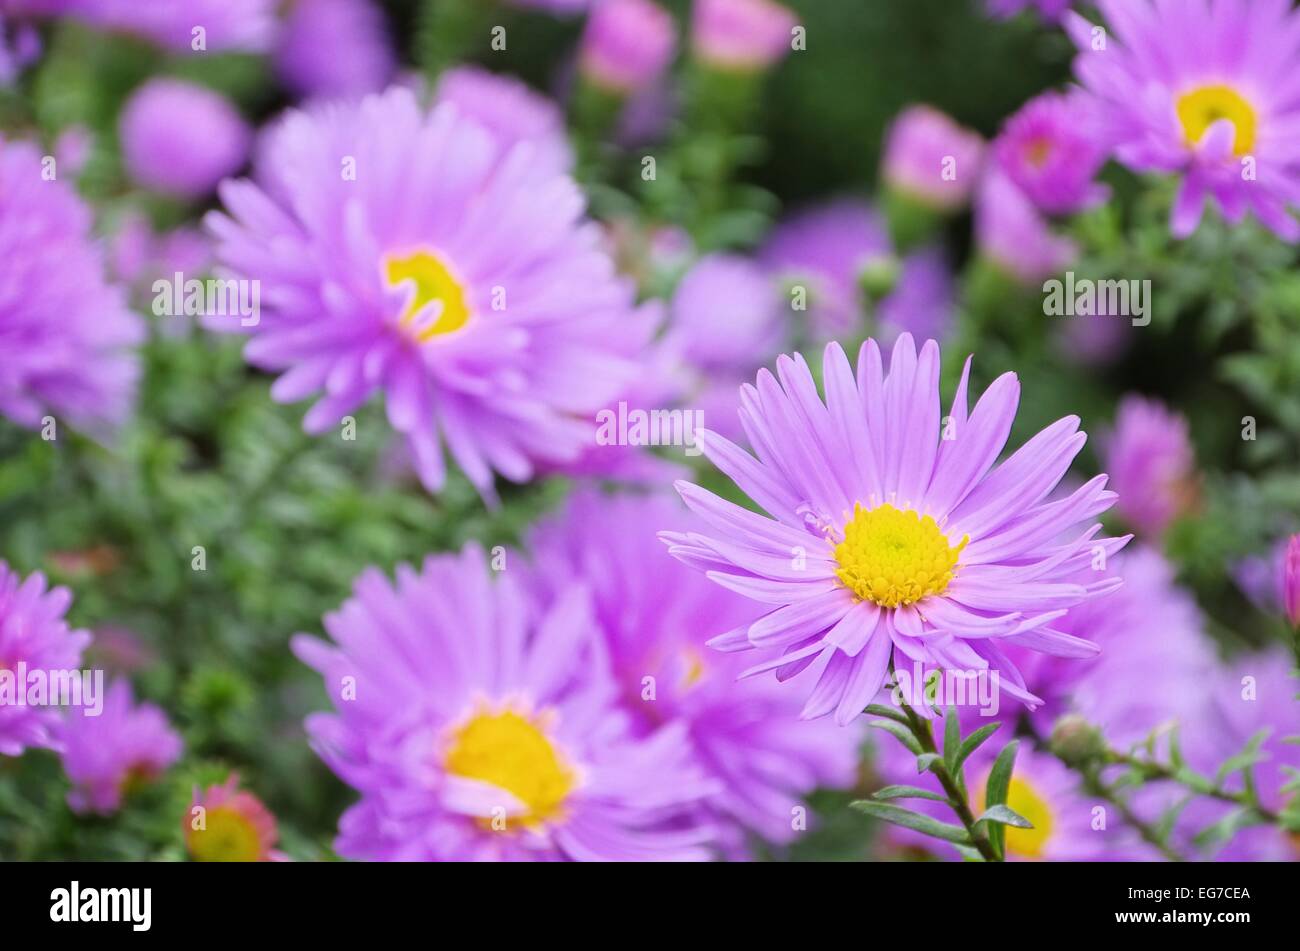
[
  {"x1": 872, "y1": 784, "x2": 948, "y2": 803},
  {"x1": 943, "y1": 704, "x2": 961, "y2": 772},
  {"x1": 864, "y1": 703, "x2": 909, "y2": 725},
  {"x1": 868, "y1": 719, "x2": 922, "y2": 755},
  {"x1": 976, "y1": 803, "x2": 1032, "y2": 829},
  {"x1": 849, "y1": 801, "x2": 971, "y2": 844},
  {"x1": 984, "y1": 738, "x2": 1019, "y2": 860},
  {"x1": 953, "y1": 722, "x2": 1001, "y2": 776},
  {"x1": 915, "y1": 752, "x2": 942, "y2": 774}
]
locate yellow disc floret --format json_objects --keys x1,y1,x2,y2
[
  {"x1": 384, "y1": 248, "x2": 472, "y2": 341},
  {"x1": 188, "y1": 806, "x2": 264, "y2": 862},
  {"x1": 980, "y1": 776, "x2": 1055, "y2": 860},
  {"x1": 1176, "y1": 84, "x2": 1257, "y2": 157},
  {"x1": 832, "y1": 503, "x2": 967, "y2": 609},
  {"x1": 444, "y1": 706, "x2": 575, "y2": 827}
]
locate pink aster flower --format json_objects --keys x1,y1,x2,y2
[
  {"x1": 579, "y1": 0, "x2": 676, "y2": 95},
  {"x1": 1067, "y1": 0, "x2": 1300, "y2": 241},
  {"x1": 993, "y1": 90, "x2": 1111, "y2": 215},
  {"x1": 0, "y1": 136, "x2": 142, "y2": 433},
  {"x1": 882, "y1": 105, "x2": 985, "y2": 212},
  {"x1": 0, "y1": 563, "x2": 92, "y2": 757},
  {"x1": 1102, "y1": 395, "x2": 1197, "y2": 538},
  {"x1": 185, "y1": 774, "x2": 286, "y2": 862},
  {"x1": 1284, "y1": 534, "x2": 1300, "y2": 629},
  {"x1": 292, "y1": 544, "x2": 716, "y2": 861},
  {"x1": 119, "y1": 79, "x2": 252, "y2": 200},
  {"x1": 986, "y1": 0, "x2": 1073, "y2": 22},
  {"x1": 57, "y1": 679, "x2": 182, "y2": 815},
  {"x1": 691, "y1": 0, "x2": 798, "y2": 73},
  {"x1": 435, "y1": 66, "x2": 573, "y2": 176},
  {"x1": 760, "y1": 200, "x2": 954, "y2": 344},
  {"x1": 207, "y1": 87, "x2": 654, "y2": 502},
  {"x1": 528, "y1": 492, "x2": 861, "y2": 852},
  {"x1": 275, "y1": 0, "x2": 395, "y2": 101},
  {"x1": 975, "y1": 167, "x2": 1077, "y2": 283},
  {"x1": 10, "y1": 0, "x2": 275, "y2": 52},
  {"x1": 664, "y1": 333, "x2": 1127, "y2": 725}
]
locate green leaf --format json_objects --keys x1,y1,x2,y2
[
  {"x1": 976, "y1": 804, "x2": 1032, "y2": 829},
  {"x1": 869, "y1": 719, "x2": 923, "y2": 755},
  {"x1": 864, "y1": 703, "x2": 910, "y2": 725},
  {"x1": 953, "y1": 722, "x2": 1001, "y2": 776},
  {"x1": 942, "y1": 704, "x2": 961, "y2": 772},
  {"x1": 872, "y1": 785, "x2": 949, "y2": 803},
  {"x1": 849, "y1": 801, "x2": 971, "y2": 844},
  {"x1": 984, "y1": 739, "x2": 1020, "y2": 860},
  {"x1": 915, "y1": 752, "x2": 943, "y2": 774}
]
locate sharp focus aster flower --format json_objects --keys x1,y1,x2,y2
[
  {"x1": 186, "y1": 774, "x2": 286, "y2": 862},
  {"x1": 528, "y1": 491, "x2": 861, "y2": 852},
  {"x1": 0, "y1": 562, "x2": 92, "y2": 757},
  {"x1": 57, "y1": 679, "x2": 182, "y2": 815},
  {"x1": 1068, "y1": 0, "x2": 1300, "y2": 241},
  {"x1": 292, "y1": 544, "x2": 716, "y2": 861},
  {"x1": 0, "y1": 136, "x2": 143, "y2": 433},
  {"x1": 207, "y1": 87, "x2": 654, "y2": 501},
  {"x1": 119, "y1": 79, "x2": 252, "y2": 200},
  {"x1": 1103, "y1": 395, "x2": 1197, "y2": 538},
  {"x1": 664, "y1": 334, "x2": 1128, "y2": 725},
  {"x1": 992, "y1": 90, "x2": 1111, "y2": 215}
]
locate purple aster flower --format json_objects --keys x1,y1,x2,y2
[
  {"x1": 671, "y1": 253, "x2": 784, "y2": 372},
  {"x1": 993, "y1": 90, "x2": 1110, "y2": 215},
  {"x1": 0, "y1": 563, "x2": 92, "y2": 757},
  {"x1": 760, "y1": 199, "x2": 954, "y2": 345},
  {"x1": 1102, "y1": 395, "x2": 1197, "y2": 538},
  {"x1": 56, "y1": 679, "x2": 182, "y2": 815},
  {"x1": 0, "y1": 136, "x2": 142, "y2": 433},
  {"x1": 882, "y1": 105, "x2": 985, "y2": 212},
  {"x1": 691, "y1": 0, "x2": 798, "y2": 73},
  {"x1": 275, "y1": 0, "x2": 395, "y2": 101},
  {"x1": 120, "y1": 79, "x2": 252, "y2": 200},
  {"x1": 0, "y1": 14, "x2": 40, "y2": 85},
  {"x1": 12, "y1": 0, "x2": 275, "y2": 52},
  {"x1": 1232, "y1": 537, "x2": 1289, "y2": 615},
  {"x1": 206, "y1": 87, "x2": 654, "y2": 501},
  {"x1": 508, "y1": 0, "x2": 589, "y2": 13},
  {"x1": 664, "y1": 333, "x2": 1127, "y2": 725},
  {"x1": 1067, "y1": 0, "x2": 1300, "y2": 241},
  {"x1": 975, "y1": 167, "x2": 1077, "y2": 283},
  {"x1": 528, "y1": 491, "x2": 861, "y2": 851},
  {"x1": 579, "y1": 0, "x2": 676, "y2": 95},
  {"x1": 292, "y1": 544, "x2": 715, "y2": 861},
  {"x1": 435, "y1": 66, "x2": 573, "y2": 176},
  {"x1": 1284, "y1": 534, "x2": 1300, "y2": 629},
  {"x1": 986, "y1": 0, "x2": 1073, "y2": 22}
]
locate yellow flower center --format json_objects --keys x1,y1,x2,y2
[
  {"x1": 980, "y1": 776, "x2": 1055, "y2": 860},
  {"x1": 384, "y1": 248, "x2": 472, "y2": 341},
  {"x1": 188, "y1": 806, "x2": 263, "y2": 862},
  {"x1": 1023, "y1": 136, "x2": 1053, "y2": 168},
  {"x1": 832, "y1": 503, "x2": 967, "y2": 609},
  {"x1": 1176, "y1": 84, "x2": 1257, "y2": 157},
  {"x1": 444, "y1": 707, "x2": 575, "y2": 828}
]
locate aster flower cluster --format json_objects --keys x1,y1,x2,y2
[{"x1": 1, "y1": 0, "x2": 1299, "y2": 870}]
